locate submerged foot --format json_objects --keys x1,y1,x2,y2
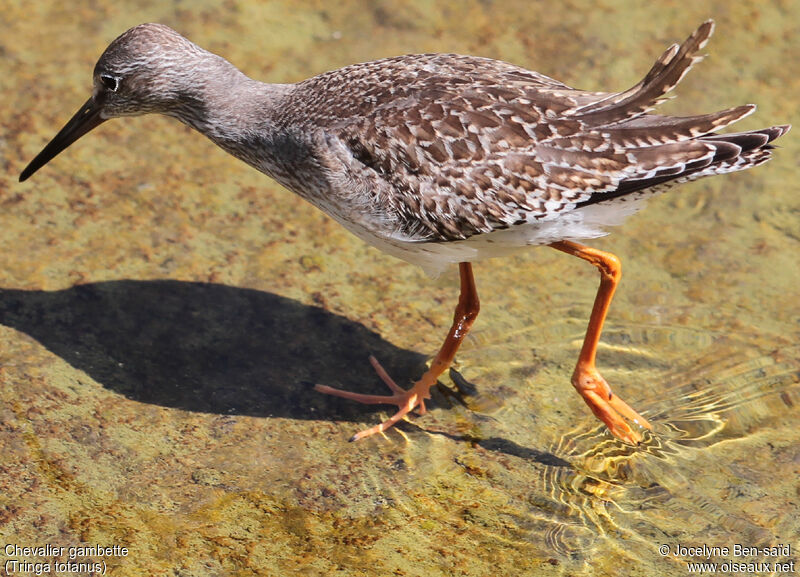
[{"x1": 573, "y1": 363, "x2": 652, "y2": 444}]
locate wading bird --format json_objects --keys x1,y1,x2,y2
[{"x1": 20, "y1": 21, "x2": 788, "y2": 444}]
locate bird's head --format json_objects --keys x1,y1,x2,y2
[{"x1": 20, "y1": 23, "x2": 207, "y2": 181}]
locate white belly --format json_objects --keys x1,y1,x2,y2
[{"x1": 338, "y1": 193, "x2": 653, "y2": 277}]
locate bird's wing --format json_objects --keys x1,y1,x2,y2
[{"x1": 310, "y1": 22, "x2": 776, "y2": 241}]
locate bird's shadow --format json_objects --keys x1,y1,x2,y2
[{"x1": 0, "y1": 280, "x2": 428, "y2": 422}]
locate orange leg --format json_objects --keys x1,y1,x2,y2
[
  {"x1": 550, "y1": 240, "x2": 652, "y2": 444},
  {"x1": 315, "y1": 262, "x2": 480, "y2": 441}
]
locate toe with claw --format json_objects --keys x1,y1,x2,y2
[{"x1": 314, "y1": 356, "x2": 436, "y2": 441}]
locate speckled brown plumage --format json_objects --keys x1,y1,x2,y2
[{"x1": 270, "y1": 20, "x2": 786, "y2": 248}]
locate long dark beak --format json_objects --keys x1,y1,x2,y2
[{"x1": 19, "y1": 97, "x2": 107, "y2": 182}]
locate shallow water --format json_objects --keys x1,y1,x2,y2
[{"x1": 1, "y1": 1, "x2": 798, "y2": 576}]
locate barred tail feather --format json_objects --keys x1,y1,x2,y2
[
  {"x1": 577, "y1": 124, "x2": 791, "y2": 207},
  {"x1": 568, "y1": 21, "x2": 715, "y2": 128}
]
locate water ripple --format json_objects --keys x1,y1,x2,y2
[{"x1": 404, "y1": 322, "x2": 800, "y2": 569}]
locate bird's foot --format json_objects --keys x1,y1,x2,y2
[
  {"x1": 314, "y1": 356, "x2": 436, "y2": 441},
  {"x1": 573, "y1": 363, "x2": 652, "y2": 444}
]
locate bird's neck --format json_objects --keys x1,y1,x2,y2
[{"x1": 165, "y1": 55, "x2": 294, "y2": 171}]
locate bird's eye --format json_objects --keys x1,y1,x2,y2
[{"x1": 100, "y1": 74, "x2": 120, "y2": 92}]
